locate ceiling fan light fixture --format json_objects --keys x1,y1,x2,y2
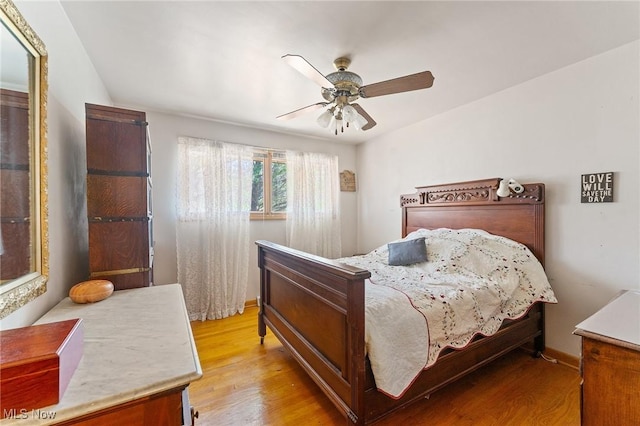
[
  {"x1": 316, "y1": 103, "x2": 366, "y2": 134},
  {"x1": 353, "y1": 112, "x2": 368, "y2": 131},
  {"x1": 316, "y1": 108, "x2": 334, "y2": 128},
  {"x1": 342, "y1": 104, "x2": 358, "y2": 123}
]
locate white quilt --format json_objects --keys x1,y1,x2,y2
[{"x1": 337, "y1": 228, "x2": 557, "y2": 398}]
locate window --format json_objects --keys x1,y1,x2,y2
[{"x1": 251, "y1": 150, "x2": 286, "y2": 219}]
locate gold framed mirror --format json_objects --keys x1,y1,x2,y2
[{"x1": 0, "y1": 0, "x2": 48, "y2": 318}]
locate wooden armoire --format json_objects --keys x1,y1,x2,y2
[
  {"x1": 0, "y1": 89, "x2": 31, "y2": 280},
  {"x1": 85, "y1": 104, "x2": 153, "y2": 290}
]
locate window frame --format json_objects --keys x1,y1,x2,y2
[{"x1": 250, "y1": 150, "x2": 286, "y2": 220}]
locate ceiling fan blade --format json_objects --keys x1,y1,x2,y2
[
  {"x1": 282, "y1": 54, "x2": 334, "y2": 88},
  {"x1": 351, "y1": 103, "x2": 376, "y2": 130},
  {"x1": 359, "y1": 71, "x2": 434, "y2": 98},
  {"x1": 276, "y1": 102, "x2": 328, "y2": 121}
]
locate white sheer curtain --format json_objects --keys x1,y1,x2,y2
[
  {"x1": 176, "y1": 137, "x2": 253, "y2": 320},
  {"x1": 285, "y1": 151, "x2": 341, "y2": 258}
]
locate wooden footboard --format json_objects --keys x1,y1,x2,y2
[{"x1": 257, "y1": 240, "x2": 371, "y2": 424}]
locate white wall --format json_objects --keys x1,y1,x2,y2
[
  {"x1": 4, "y1": 3, "x2": 636, "y2": 360},
  {"x1": 2, "y1": 1, "x2": 111, "y2": 329},
  {"x1": 1, "y1": 0, "x2": 356, "y2": 327},
  {"x1": 144, "y1": 111, "x2": 358, "y2": 302},
  {"x1": 356, "y1": 41, "x2": 640, "y2": 358}
]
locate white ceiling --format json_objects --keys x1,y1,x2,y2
[{"x1": 60, "y1": 1, "x2": 640, "y2": 144}]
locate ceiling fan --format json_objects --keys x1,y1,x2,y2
[{"x1": 277, "y1": 54, "x2": 434, "y2": 135}]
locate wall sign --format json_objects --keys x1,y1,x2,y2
[
  {"x1": 340, "y1": 170, "x2": 356, "y2": 192},
  {"x1": 581, "y1": 172, "x2": 614, "y2": 203}
]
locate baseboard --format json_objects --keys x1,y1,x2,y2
[
  {"x1": 545, "y1": 347, "x2": 580, "y2": 370},
  {"x1": 245, "y1": 299, "x2": 258, "y2": 309}
]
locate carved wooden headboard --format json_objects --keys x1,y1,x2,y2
[{"x1": 400, "y1": 178, "x2": 546, "y2": 265}]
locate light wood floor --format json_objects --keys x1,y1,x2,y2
[{"x1": 189, "y1": 307, "x2": 580, "y2": 426}]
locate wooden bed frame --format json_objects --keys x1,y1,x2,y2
[{"x1": 257, "y1": 178, "x2": 546, "y2": 425}]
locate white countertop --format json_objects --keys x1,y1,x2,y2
[
  {"x1": 574, "y1": 289, "x2": 640, "y2": 349},
  {"x1": 1, "y1": 284, "x2": 202, "y2": 425}
]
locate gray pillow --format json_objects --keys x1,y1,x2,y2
[{"x1": 388, "y1": 237, "x2": 427, "y2": 266}]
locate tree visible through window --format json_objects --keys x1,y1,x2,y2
[{"x1": 251, "y1": 150, "x2": 286, "y2": 219}]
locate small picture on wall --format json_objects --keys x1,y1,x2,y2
[
  {"x1": 340, "y1": 170, "x2": 356, "y2": 192},
  {"x1": 581, "y1": 172, "x2": 614, "y2": 203}
]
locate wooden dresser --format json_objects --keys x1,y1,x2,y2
[
  {"x1": 574, "y1": 290, "x2": 640, "y2": 426},
  {"x1": 0, "y1": 284, "x2": 201, "y2": 425},
  {"x1": 86, "y1": 103, "x2": 153, "y2": 290}
]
